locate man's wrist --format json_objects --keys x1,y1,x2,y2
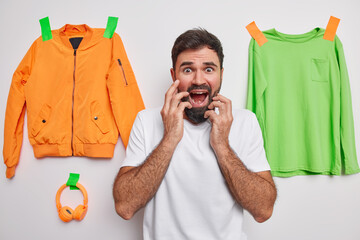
[
  {"x1": 211, "y1": 140, "x2": 231, "y2": 159},
  {"x1": 160, "y1": 134, "x2": 179, "y2": 153}
]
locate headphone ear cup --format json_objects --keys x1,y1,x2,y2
[
  {"x1": 73, "y1": 205, "x2": 88, "y2": 221},
  {"x1": 59, "y1": 206, "x2": 74, "y2": 222}
]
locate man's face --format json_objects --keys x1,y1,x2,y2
[{"x1": 171, "y1": 47, "x2": 223, "y2": 124}]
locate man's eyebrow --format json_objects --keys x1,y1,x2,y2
[
  {"x1": 179, "y1": 61, "x2": 218, "y2": 68},
  {"x1": 179, "y1": 61, "x2": 193, "y2": 67},
  {"x1": 203, "y1": 62, "x2": 218, "y2": 68}
]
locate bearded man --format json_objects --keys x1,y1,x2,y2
[{"x1": 113, "y1": 28, "x2": 277, "y2": 240}]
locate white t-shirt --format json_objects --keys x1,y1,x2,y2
[{"x1": 121, "y1": 107, "x2": 270, "y2": 240}]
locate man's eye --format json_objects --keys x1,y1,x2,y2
[
  {"x1": 183, "y1": 68, "x2": 192, "y2": 73},
  {"x1": 205, "y1": 67, "x2": 213, "y2": 72}
]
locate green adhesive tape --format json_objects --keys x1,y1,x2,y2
[
  {"x1": 39, "y1": 16, "x2": 52, "y2": 41},
  {"x1": 103, "y1": 16, "x2": 118, "y2": 39},
  {"x1": 66, "y1": 173, "x2": 80, "y2": 190}
]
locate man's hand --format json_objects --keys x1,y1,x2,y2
[
  {"x1": 205, "y1": 93, "x2": 276, "y2": 223},
  {"x1": 113, "y1": 82, "x2": 192, "y2": 220},
  {"x1": 161, "y1": 80, "x2": 192, "y2": 147},
  {"x1": 204, "y1": 93, "x2": 233, "y2": 152}
]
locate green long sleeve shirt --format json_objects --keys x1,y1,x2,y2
[{"x1": 247, "y1": 28, "x2": 359, "y2": 177}]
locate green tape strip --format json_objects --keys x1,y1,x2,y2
[
  {"x1": 39, "y1": 17, "x2": 52, "y2": 41},
  {"x1": 66, "y1": 173, "x2": 80, "y2": 190},
  {"x1": 103, "y1": 16, "x2": 118, "y2": 39}
]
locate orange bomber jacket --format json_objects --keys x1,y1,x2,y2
[{"x1": 3, "y1": 24, "x2": 145, "y2": 178}]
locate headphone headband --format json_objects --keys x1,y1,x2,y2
[{"x1": 56, "y1": 183, "x2": 88, "y2": 210}]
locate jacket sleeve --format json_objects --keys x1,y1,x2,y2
[
  {"x1": 246, "y1": 39, "x2": 267, "y2": 133},
  {"x1": 335, "y1": 36, "x2": 359, "y2": 174},
  {"x1": 106, "y1": 33, "x2": 145, "y2": 148},
  {"x1": 3, "y1": 41, "x2": 36, "y2": 178}
]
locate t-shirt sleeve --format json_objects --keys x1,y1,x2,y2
[
  {"x1": 120, "y1": 111, "x2": 147, "y2": 168},
  {"x1": 242, "y1": 112, "x2": 271, "y2": 172}
]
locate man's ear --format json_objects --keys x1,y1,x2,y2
[
  {"x1": 170, "y1": 68, "x2": 176, "y2": 82},
  {"x1": 220, "y1": 68, "x2": 224, "y2": 85}
]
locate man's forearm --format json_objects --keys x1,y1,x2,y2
[
  {"x1": 214, "y1": 143, "x2": 277, "y2": 223},
  {"x1": 113, "y1": 80, "x2": 191, "y2": 220},
  {"x1": 113, "y1": 137, "x2": 176, "y2": 220}
]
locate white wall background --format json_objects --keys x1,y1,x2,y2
[{"x1": 1, "y1": 0, "x2": 360, "y2": 239}]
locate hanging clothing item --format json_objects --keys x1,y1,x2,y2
[
  {"x1": 247, "y1": 27, "x2": 359, "y2": 177},
  {"x1": 3, "y1": 23, "x2": 145, "y2": 178}
]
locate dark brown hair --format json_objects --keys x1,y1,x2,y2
[{"x1": 171, "y1": 28, "x2": 224, "y2": 70}]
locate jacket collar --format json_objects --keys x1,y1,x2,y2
[{"x1": 58, "y1": 24, "x2": 93, "y2": 50}]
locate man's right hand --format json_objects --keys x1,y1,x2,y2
[
  {"x1": 160, "y1": 80, "x2": 192, "y2": 147},
  {"x1": 113, "y1": 81, "x2": 191, "y2": 219}
]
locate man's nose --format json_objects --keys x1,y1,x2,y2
[{"x1": 192, "y1": 70, "x2": 206, "y2": 85}]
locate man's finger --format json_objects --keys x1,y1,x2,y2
[
  {"x1": 208, "y1": 101, "x2": 224, "y2": 111},
  {"x1": 178, "y1": 101, "x2": 192, "y2": 112},
  {"x1": 204, "y1": 110, "x2": 217, "y2": 121},
  {"x1": 170, "y1": 91, "x2": 189, "y2": 111},
  {"x1": 163, "y1": 80, "x2": 180, "y2": 112},
  {"x1": 212, "y1": 93, "x2": 230, "y2": 103},
  {"x1": 208, "y1": 100, "x2": 229, "y2": 117},
  {"x1": 212, "y1": 94, "x2": 232, "y2": 117}
]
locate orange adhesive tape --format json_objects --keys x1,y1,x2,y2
[
  {"x1": 323, "y1": 16, "x2": 340, "y2": 41},
  {"x1": 246, "y1": 21, "x2": 268, "y2": 47}
]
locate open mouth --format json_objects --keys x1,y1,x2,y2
[{"x1": 189, "y1": 90, "x2": 209, "y2": 108}]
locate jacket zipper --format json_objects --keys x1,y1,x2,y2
[
  {"x1": 117, "y1": 59, "x2": 128, "y2": 86},
  {"x1": 71, "y1": 49, "x2": 77, "y2": 155}
]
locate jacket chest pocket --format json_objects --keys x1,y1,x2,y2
[
  {"x1": 90, "y1": 101, "x2": 110, "y2": 134},
  {"x1": 31, "y1": 104, "x2": 52, "y2": 136},
  {"x1": 311, "y1": 58, "x2": 329, "y2": 82}
]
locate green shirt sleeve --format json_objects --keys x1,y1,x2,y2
[
  {"x1": 335, "y1": 36, "x2": 359, "y2": 174},
  {"x1": 246, "y1": 39, "x2": 267, "y2": 134}
]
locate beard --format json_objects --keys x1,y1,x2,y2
[{"x1": 181, "y1": 84, "x2": 219, "y2": 124}]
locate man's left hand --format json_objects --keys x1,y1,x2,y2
[{"x1": 204, "y1": 94, "x2": 233, "y2": 152}]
